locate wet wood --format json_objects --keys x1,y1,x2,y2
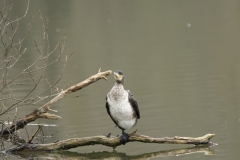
[
  {"x1": 6, "y1": 133, "x2": 215, "y2": 152},
  {"x1": 0, "y1": 69, "x2": 112, "y2": 135}
]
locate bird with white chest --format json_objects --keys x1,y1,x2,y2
[{"x1": 106, "y1": 70, "x2": 140, "y2": 145}]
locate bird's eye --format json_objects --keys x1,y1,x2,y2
[{"x1": 115, "y1": 70, "x2": 124, "y2": 76}]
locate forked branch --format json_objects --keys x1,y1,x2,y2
[{"x1": 0, "y1": 69, "x2": 112, "y2": 135}]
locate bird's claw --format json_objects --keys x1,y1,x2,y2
[{"x1": 120, "y1": 132, "x2": 130, "y2": 145}]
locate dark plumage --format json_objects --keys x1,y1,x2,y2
[{"x1": 106, "y1": 70, "x2": 140, "y2": 145}]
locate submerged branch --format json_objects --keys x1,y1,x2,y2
[{"x1": 5, "y1": 133, "x2": 215, "y2": 152}]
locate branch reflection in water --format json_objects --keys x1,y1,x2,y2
[{"x1": 9, "y1": 146, "x2": 215, "y2": 159}]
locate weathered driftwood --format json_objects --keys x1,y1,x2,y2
[
  {"x1": 6, "y1": 133, "x2": 215, "y2": 152},
  {"x1": 11, "y1": 146, "x2": 215, "y2": 159},
  {"x1": 0, "y1": 69, "x2": 112, "y2": 135}
]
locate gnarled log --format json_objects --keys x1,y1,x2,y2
[{"x1": 5, "y1": 133, "x2": 215, "y2": 152}]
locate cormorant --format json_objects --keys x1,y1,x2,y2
[{"x1": 106, "y1": 70, "x2": 140, "y2": 145}]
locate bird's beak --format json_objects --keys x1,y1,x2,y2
[{"x1": 114, "y1": 72, "x2": 120, "y2": 79}]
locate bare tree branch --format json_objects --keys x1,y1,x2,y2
[
  {"x1": 0, "y1": 2, "x2": 70, "y2": 117},
  {"x1": 6, "y1": 0, "x2": 30, "y2": 25},
  {"x1": 0, "y1": 70, "x2": 112, "y2": 135}
]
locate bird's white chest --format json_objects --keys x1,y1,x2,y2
[{"x1": 108, "y1": 93, "x2": 136, "y2": 130}]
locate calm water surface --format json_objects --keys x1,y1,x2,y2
[{"x1": 2, "y1": 0, "x2": 240, "y2": 159}]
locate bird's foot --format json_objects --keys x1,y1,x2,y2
[{"x1": 119, "y1": 132, "x2": 130, "y2": 145}]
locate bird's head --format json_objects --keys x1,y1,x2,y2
[{"x1": 114, "y1": 70, "x2": 124, "y2": 84}]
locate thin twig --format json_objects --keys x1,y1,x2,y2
[{"x1": 27, "y1": 125, "x2": 43, "y2": 143}]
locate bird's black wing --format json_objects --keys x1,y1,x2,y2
[
  {"x1": 127, "y1": 90, "x2": 140, "y2": 119},
  {"x1": 105, "y1": 95, "x2": 119, "y2": 127}
]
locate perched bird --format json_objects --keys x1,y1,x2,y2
[{"x1": 106, "y1": 70, "x2": 140, "y2": 145}]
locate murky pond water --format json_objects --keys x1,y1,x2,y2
[{"x1": 1, "y1": 0, "x2": 240, "y2": 159}]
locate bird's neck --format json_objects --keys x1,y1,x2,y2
[
  {"x1": 116, "y1": 79, "x2": 124, "y2": 85},
  {"x1": 114, "y1": 82, "x2": 124, "y2": 89},
  {"x1": 111, "y1": 83, "x2": 125, "y2": 100}
]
